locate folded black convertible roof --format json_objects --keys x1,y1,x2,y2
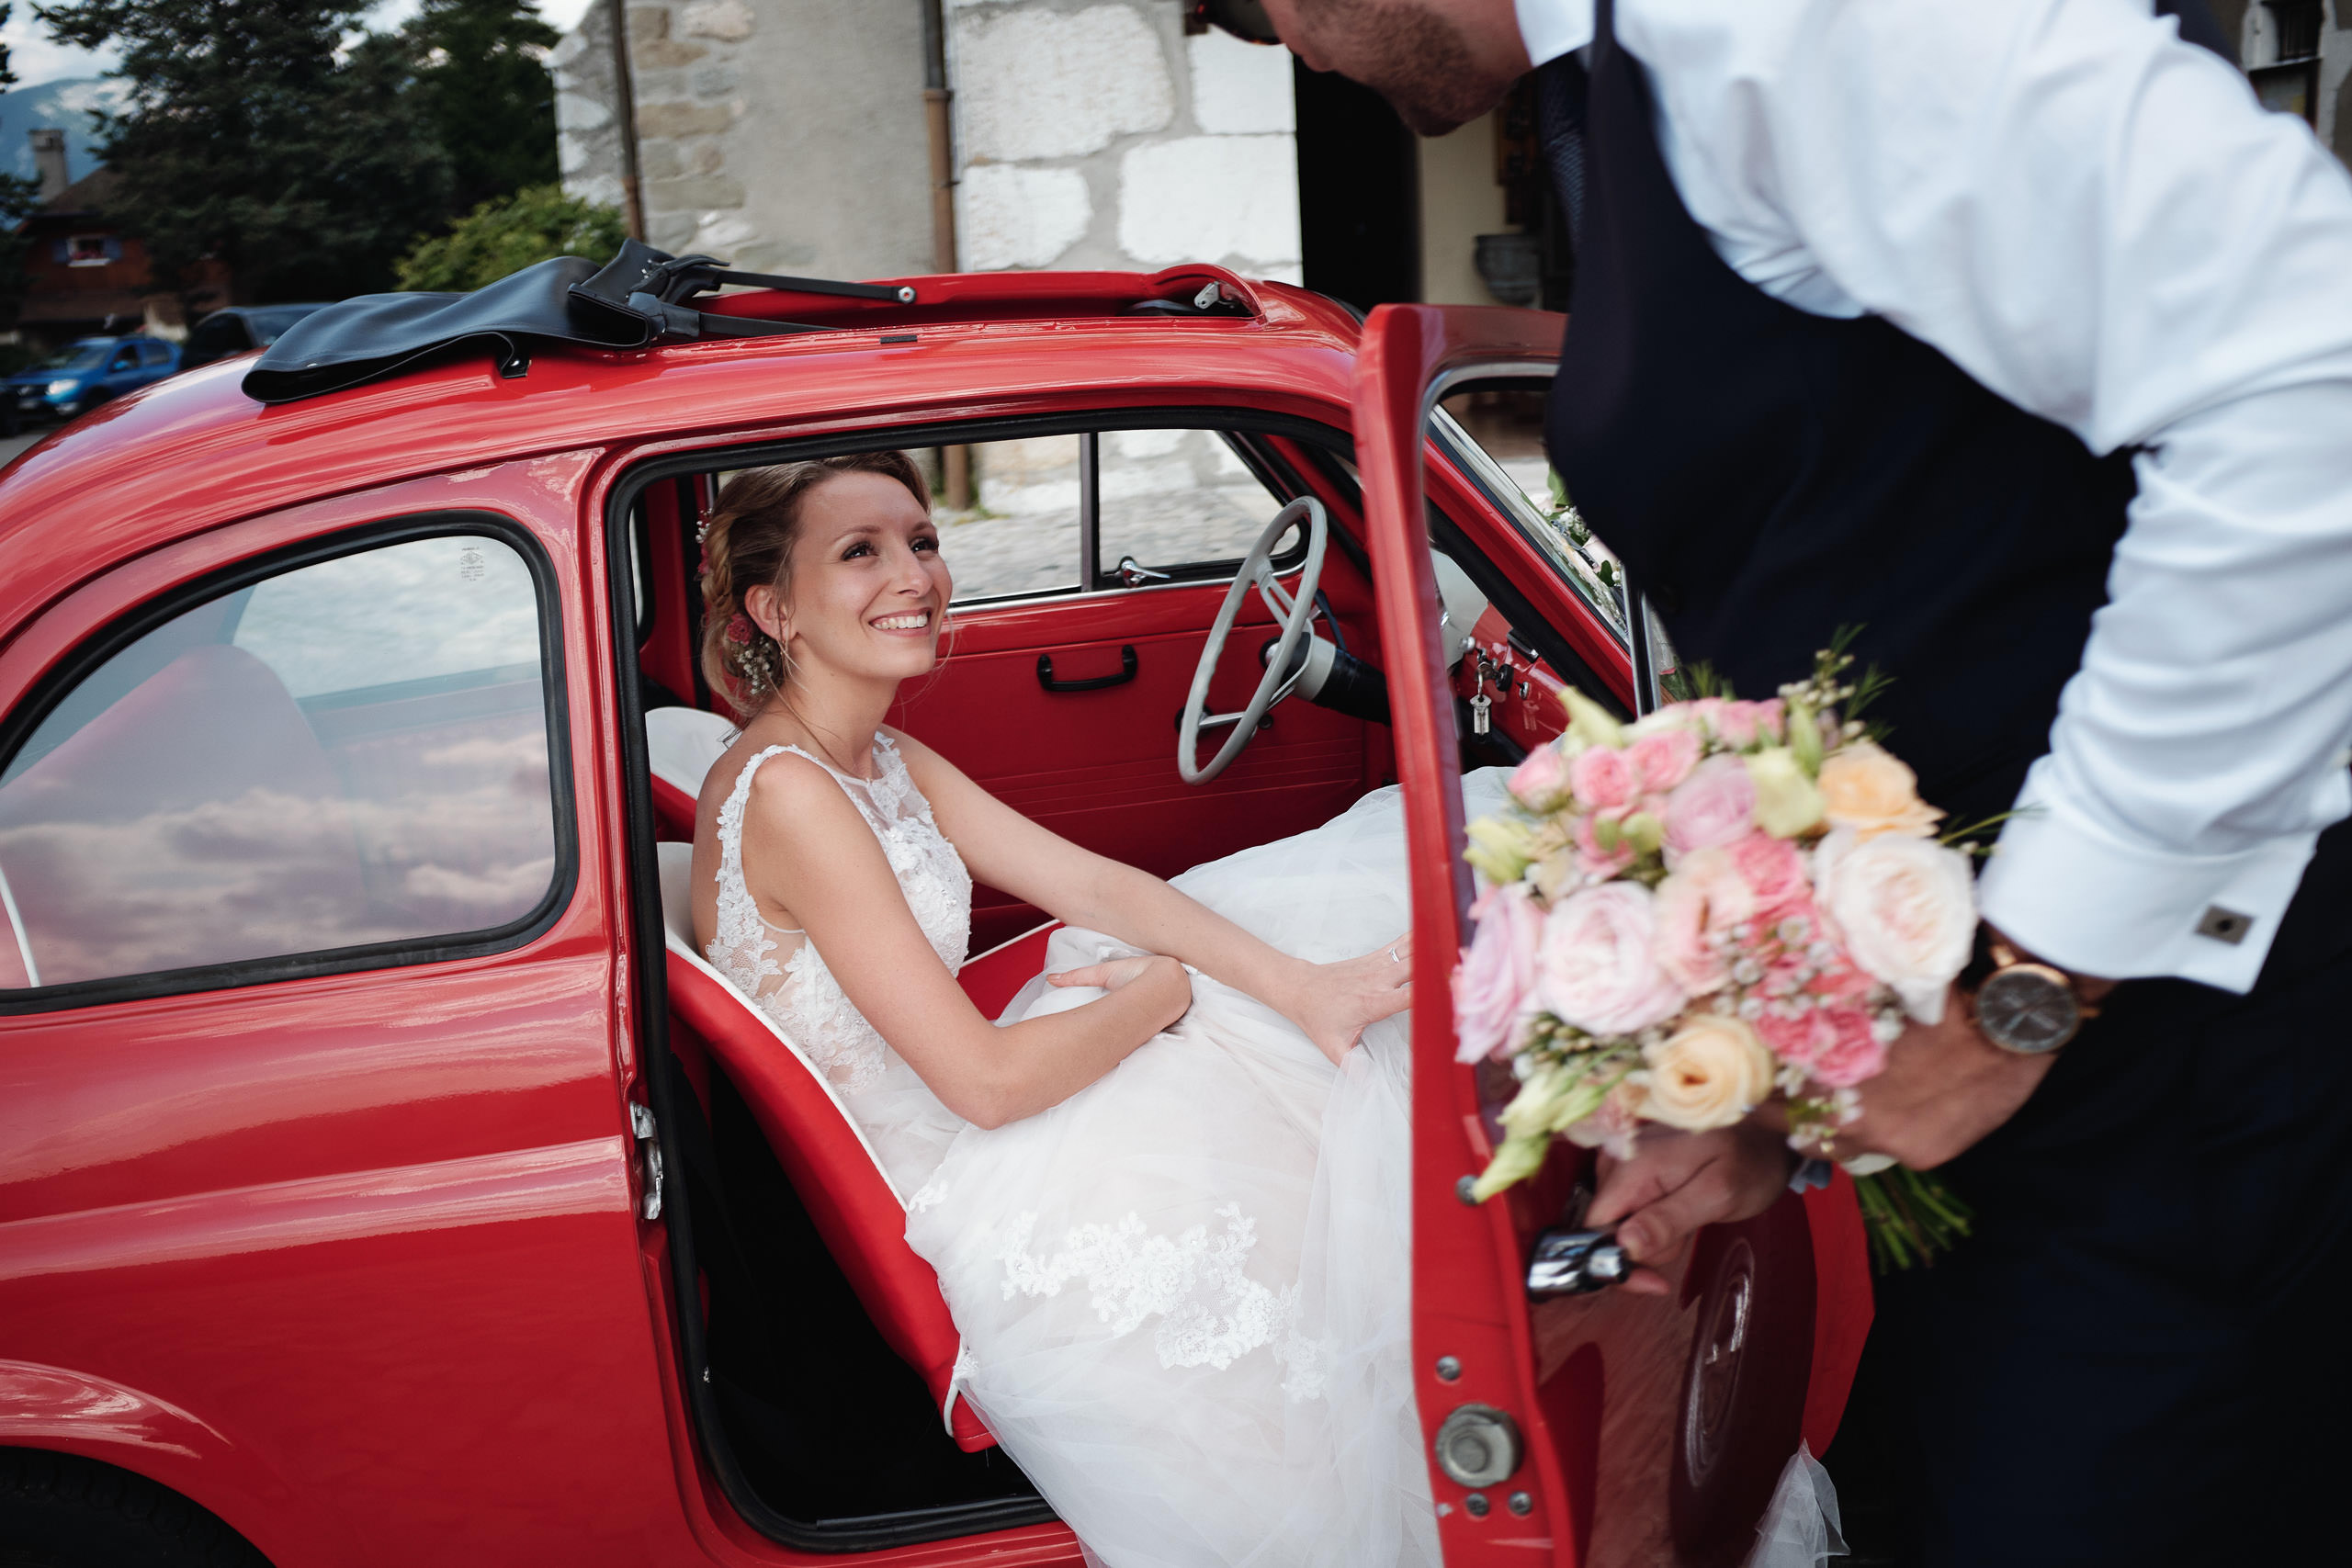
[{"x1": 241, "y1": 241, "x2": 1254, "y2": 405}]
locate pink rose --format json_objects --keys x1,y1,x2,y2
[
  {"x1": 1508, "y1": 743, "x2": 1571, "y2": 810},
  {"x1": 1453, "y1": 883, "x2": 1544, "y2": 1064},
  {"x1": 1569, "y1": 745, "x2": 1635, "y2": 812},
  {"x1": 1810, "y1": 1008, "x2": 1890, "y2": 1088},
  {"x1": 1651, "y1": 847, "x2": 1757, "y2": 995},
  {"x1": 1627, "y1": 729, "x2": 1701, "y2": 795},
  {"x1": 1574, "y1": 810, "x2": 1635, "y2": 882},
  {"x1": 1725, "y1": 831, "x2": 1813, "y2": 920},
  {"x1": 1536, "y1": 883, "x2": 1688, "y2": 1036},
  {"x1": 1664, "y1": 754, "x2": 1757, "y2": 861}
]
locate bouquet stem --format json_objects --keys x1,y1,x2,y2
[{"x1": 1851, "y1": 1167, "x2": 1973, "y2": 1273}]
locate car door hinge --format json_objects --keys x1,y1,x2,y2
[{"x1": 629, "y1": 1101, "x2": 664, "y2": 1221}]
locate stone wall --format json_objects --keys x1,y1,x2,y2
[
  {"x1": 554, "y1": 0, "x2": 936, "y2": 276},
  {"x1": 948, "y1": 2, "x2": 1300, "y2": 280},
  {"x1": 553, "y1": 0, "x2": 1302, "y2": 284}
]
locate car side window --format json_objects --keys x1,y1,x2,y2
[
  {"x1": 1094, "y1": 428, "x2": 1283, "y2": 586},
  {"x1": 141, "y1": 341, "x2": 174, "y2": 367},
  {"x1": 935, "y1": 426, "x2": 1288, "y2": 605},
  {"x1": 1434, "y1": 385, "x2": 1626, "y2": 640},
  {"x1": 107, "y1": 346, "x2": 138, "y2": 372},
  {"x1": 0, "y1": 530, "x2": 561, "y2": 995}
]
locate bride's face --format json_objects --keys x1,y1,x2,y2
[{"x1": 752, "y1": 469, "x2": 951, "y2": 687}]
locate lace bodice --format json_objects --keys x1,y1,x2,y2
[{"x1": 707, "y1": 734, "x2": 972, "y2": 1095}]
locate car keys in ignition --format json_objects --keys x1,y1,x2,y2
[{"x1": 1469, "y1": 656, "x2": 1492, "y2": 736}]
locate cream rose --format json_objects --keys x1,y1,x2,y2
[
  {"x1": 1813, "y1": 827, "x2": 1976, "y2": 1022},
  {"x1": 1641, "y1": 1014, "x2": 1778, "y2": 1132},
  {"x1": 1743, "y1": 747, "x2": 1825, "y2": 839},
  {"x1": 1817, "y1": 739, "x2": 1944, "y2": 840}
]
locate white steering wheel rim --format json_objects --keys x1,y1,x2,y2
[{"x1": 1178, "y1": 497, "x2": 1329, "y2": 784}]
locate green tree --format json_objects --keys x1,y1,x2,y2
[
  {"x1": 401, "y1": 0, "x2": 560, "y2": 216},
  {"x1": 35, "y1": 0, "x2": 454, "y2": 305},
  {"x1": 0, "y1": 5, "x2": 45, "y2": 332},
  {"x1": 396, "y1": 183, "x2": 628, "y2": 292}
]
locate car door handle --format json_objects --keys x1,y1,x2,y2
[{"x1": 1036, "y1": 645, "x2": 1138, "y2": 693}]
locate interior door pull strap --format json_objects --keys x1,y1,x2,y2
[{"x1": 1036, "y1": 646, "x2": 1139, "y2": 693}]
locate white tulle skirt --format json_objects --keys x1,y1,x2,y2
[{"x1": 900, "y1": 772, "x2": 1521, "y2": 1567}]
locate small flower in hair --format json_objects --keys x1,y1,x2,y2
[{"x1": 725, "y1": 613, "x2": 755, "y2": 646}]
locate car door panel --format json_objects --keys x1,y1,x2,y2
[
  {"x1": 894, "y1": 581, "x2": 1374, "y2": 952},
  {"x1": 1353, "y1": 303, "x2": 1871, "y2": 1566}
]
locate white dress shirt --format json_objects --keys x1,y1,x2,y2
[{"x1": 1515, "y1": 0, "x2": 2352, "y2": 992}]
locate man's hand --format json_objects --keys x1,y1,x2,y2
[
  {"x1": 1830, "y1": 984, "x2": 2056, "y2": 1168},
  {"x1": 1588, "y1": 1122, "x2": 1799, "y2": 1296}
]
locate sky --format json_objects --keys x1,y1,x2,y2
[{"x1": 3, "y1": 0, "x2": 597, "y2": 90}]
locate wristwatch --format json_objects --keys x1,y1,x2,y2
[{"x1": 1962, "y1": 926, "x2": 2098, "y2": 1055}]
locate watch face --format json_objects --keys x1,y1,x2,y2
[{"x1": 1976, "y1": 964, "x2": 2079, "y2": 1054}]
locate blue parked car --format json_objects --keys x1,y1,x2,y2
[{"x1": 5, "y1": 334, "x2": 181, "y2": 433}]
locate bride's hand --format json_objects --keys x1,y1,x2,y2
[
  {"x1": 1047, "y1": 954, "x2": 1193, "y2": 1030},
  {"x1": 1285, "y1": 932, "x2": 1415, "y2": 1067}
]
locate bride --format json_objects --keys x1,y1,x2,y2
[{"x1": 687, "y1": 453, "x2": 1796, "y2": 1566}]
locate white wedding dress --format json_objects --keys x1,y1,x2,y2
[{"x1": 705, "y1": 735, "x2": 1507, "y2": 1567}]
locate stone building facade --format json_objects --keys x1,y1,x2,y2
[{"x1": 552, "y1": 0, "x2": 1300, "y2": 285}]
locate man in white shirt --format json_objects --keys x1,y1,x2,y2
[{"x1": 1251, "y1": 0, "x2": 2352, "y2": 1561}]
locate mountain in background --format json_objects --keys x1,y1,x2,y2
[{"x1": 0, "y1": 77, "x2": 126, "y2": 189}]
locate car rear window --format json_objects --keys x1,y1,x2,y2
[{"x1": 0, "y1": 529, "x2": 562, "y2": 995}]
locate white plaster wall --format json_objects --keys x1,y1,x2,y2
[
  {"x1": 949, "y1": 1, "x2": 1303, "y2": 281},
  {"x1": 1417, "y1": 109, "x2": 1508, "y2": 306}
]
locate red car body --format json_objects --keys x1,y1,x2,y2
[{"x1": 0, "y1": 266, "x2": 1870, "y2": 1566}]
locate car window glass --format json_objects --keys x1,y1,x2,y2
[
  {"x1": 108, "y1": 347, "x2": 137, "y2": 371},
  {"x1": 1435, "y1": 386, "x2": 1625, "y2": 639},
  {"x1": 0, "y1": 533, "x2": 558, "y2": 992},
  {"x1": 141, "y1": 341, "x2": 173, "y2": 367},
  {"x1": 936, "y1": 435, "x2": 1083, "y2": 603},
  {"x1": 1094, "y1": 428, "x2": 1283, "y2": 584}
]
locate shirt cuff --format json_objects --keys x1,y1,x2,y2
[{"x1": 1974, "y1": 756, "x2": 2326, "y2": 994}]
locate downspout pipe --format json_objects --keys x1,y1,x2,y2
[
  {"x1": 922, "y1": 0, "x2": 972, "y2": 509},
  {"x1": 609, "y1": 0, "x2": 647, "y2": 240}
]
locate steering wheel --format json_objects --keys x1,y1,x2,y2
[{"x1": 1178, "y1": 497, "x2": 1329, "y2": 784}]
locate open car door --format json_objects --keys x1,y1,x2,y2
[{"x1": 1354, "y1": 304, "x2": 1873, "y2": 1567}]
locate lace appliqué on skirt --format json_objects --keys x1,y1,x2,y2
[{"x1": 989, "y1": 1203, "x2": 1326, "y2": 1393}]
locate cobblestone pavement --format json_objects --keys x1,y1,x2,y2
[{"x1": 936, "y1": 486, "x2": 1277, "y2": 602}]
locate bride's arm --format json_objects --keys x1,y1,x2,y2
[
  {"x1": 894, "y1": 732, "x2": 1410, "y2": 1065},
  {"x1": 742, "y1": 753, "x2": 1189, "y2": 1128}
]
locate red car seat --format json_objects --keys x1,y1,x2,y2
[{"x1": 658, "y1": 840, "x2": 1056, "y2": 1453}]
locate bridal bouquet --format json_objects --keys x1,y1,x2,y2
[{"x1": 1453, "y1": 649, "x2": 1977, "y2": 1265}]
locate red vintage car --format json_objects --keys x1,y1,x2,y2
[{"x1": 0, "y1": 265, "x2": 1870, "y2": 1567}]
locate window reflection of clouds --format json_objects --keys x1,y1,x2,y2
[{"x1": 233, "y1": 536, "x2": 540, "y2": 698}]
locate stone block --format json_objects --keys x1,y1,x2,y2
[
  {"x1": 555, "y1": 88, "x2": 611, "y2": 135},
  {"x1": 635, "y1": 38, "x2": 708, "y2": 68},
  {"x1": 1117, "y1": 135, "x2": 1300, "y2": 266},
  {"x1": 645, "y1": 174, "x2": 747, "y2": 210},
  {"x1": 638, "y1": 139, "x2": 684, "y2": 180},
  {"x1": 682, "y1": 0, "x2": 754, "y2": 41},
  {"x1": 958, "y1": 164, "x2": 1091, "y2": 270},
  {"x1": 637, "y1": 99, "x2": 735, "y2": 137},
  {"x1": 956, "y1": 5, "x2": 1173, "y2": 163},
  {"x1": 690, "y1": 64, "x2": 741, "y2": 96},
  {"x1": 1188, "y1": 29, "x2": 1294, "y2": 134},
  {"x1": 628, "y1": 6, "x2": 672, "y2": 45}
]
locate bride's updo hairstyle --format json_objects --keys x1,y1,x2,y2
[{"x1": 698, "y1": 451, "x2": 933, "y2": 708}]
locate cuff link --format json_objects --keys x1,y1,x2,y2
[{"x1": 2194, "y1": 905, "x2": 2253, "y2": 945}]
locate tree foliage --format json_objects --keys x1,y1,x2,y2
[
  {"x1": 395, "y1": 183, "x2": 627, "y2": 292},
  {"x1": 401, "y1": 0, "x2": 560, "y2": 216},
  {"x1": 37, "y1": 0, "x2": 454, "y2": 303},
  {"x1": 0, "y1": 5, "x2": 45, "y2": 326},
  {"x1": 33, "y1": 0, "x2": 564, "y2": 305}
]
